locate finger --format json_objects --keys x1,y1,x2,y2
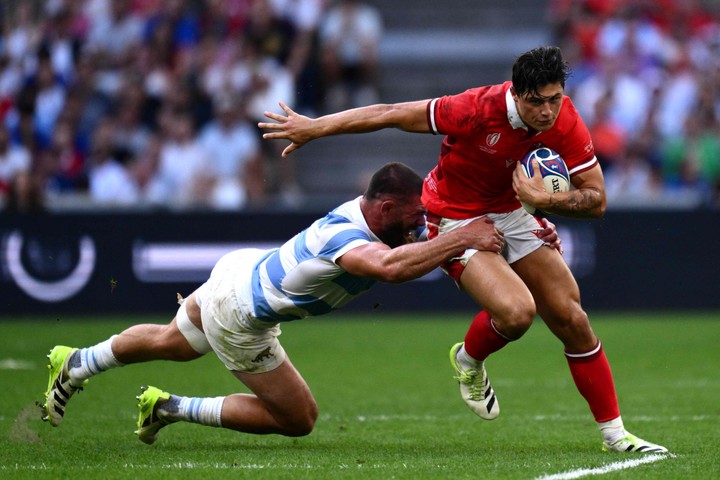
[
  {"x1": 279, "y1": 101, "x2": 295, "y2": 115},
  {"x1": 262, "y1": 131, "x2": 286, "y2": 140},
  {"x1": 261, "y1": 111, "x2": 288, "y2": 123},
  {"x1": 258, "y1": 122, "x2": 281, "y2": 131},
  {"x1": 531, "y1": 159, "x2": 542, "y2": 178},
  {"x1": 282, "y1": 142, "x2": 298, "y2": 157}
]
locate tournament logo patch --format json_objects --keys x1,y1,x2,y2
[{"x1": 486, "y1": 132, "x2": 501, "y2": 146}]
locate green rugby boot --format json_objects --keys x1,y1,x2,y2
[
  {"x1": 602, "y1": 432, "x2": 668, "y2": 453},
  {"x1": 41, "y1": 346, "x2": 87, "y2": 426},
  {"x1": 449, "y1": 342, "x2": 499, "y2": 420},
  {"x1": 135, "y1": 385, "x2": 175, "y2": 445}
]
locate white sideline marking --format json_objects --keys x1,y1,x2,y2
[
  {"x1": 534, "y1": 453, "x2": 672, "y2": 480},
  {"x1": 0, "y1": 358, "x2": 34, "y2": 370}
]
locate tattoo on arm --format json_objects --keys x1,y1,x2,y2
[{"x1": 547, "y1": 188, "x2": 602, "y2": 217}]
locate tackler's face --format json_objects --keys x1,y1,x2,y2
[
  {"x1": 512, "y1": 82, "x2": 564, "y2": 133},
  {"x1": 379, "y1": 195, "x2": 427, "y2": 248}
]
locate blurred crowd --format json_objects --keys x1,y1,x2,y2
[
  {"x1": 549, "y1": 0, "x2": 720, "y2": 208},
  {"x1": 2, "y1": 0, "x2": 719, "y2": 214},
  {"x1": 0, "y1": 0, "x2": 383, "y2": 212}
]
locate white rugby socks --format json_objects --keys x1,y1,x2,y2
[
  {"x1": 160, "y1": 395, "x2": 224, "y2": 427},
  {"x1": 598, "y1": 416, "x2": 626, "y2": 444},
  {"x1": 68, "y1": 335, "x2": 124, "y2": 385},
  {"x1": 456, "y1": 343, "x2": 484, "y2": 370}
]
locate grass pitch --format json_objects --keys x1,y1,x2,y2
[{"x1": 1, "y1": 312, "x2": 719, "y2": 479}]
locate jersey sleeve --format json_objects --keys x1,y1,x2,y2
[
  {"x1": 427, "y1": 89, "x2": 482, "y2": 137},
  {"x1": 559, "y1": 100, "x2": 598, "y2": 176},
  {"x1": 319, "y1": 227, "x2": 373, "y2": 264}
]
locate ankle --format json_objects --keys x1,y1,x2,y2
[{"x1": 598, "y1": 417, "x2": 626, "y2": 444}]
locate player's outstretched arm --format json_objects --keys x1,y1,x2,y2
[
  {"x1": 258, "y1": 101, "x2": 431, "y2": 157},
  {"x1": 337, "y1": 217, "x2": 504, "y2": 283}
]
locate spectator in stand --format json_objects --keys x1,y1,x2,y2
[
  {"x1": 87, "y1": 117, "x2": 141, "y2": 206},
  {"x1": 142, "y1": 0, "x2": 201, "y2": 74},
  {"x1": 550, "y1": 0, "x2": 720, "y2": 208},
  {"x1": 3, "y1": 3, "x2": 41, "y2": 74},
  {"x1": 319, "y1": 0, "x2": 382, "y2": 112},
  {"x1": 17, "y1": 47, "x2": 67, "y2": 150},
  {"x1": 0, "y1": 53, "x2": 23, "y2": 119},
  {"x1": 146, "y1": 109, "x2": 208, "y2": 208},
  {"x1": 127, "y1": 132, "x2": 162, "y2": 204},
  {"x1": 65, "y1": 54, "x2": 113, "y2": 154},
  {"x1": 662, "y1": 114, "x2": 719, "y2": 202},
  {"x1": 572, "y1": 53, "x2": 651, "y2": 138},
  {"x1": 244, "y1": 0, "x2": 298, "y2": 70},
  {"x1": 37, "y1": 4, "x2": 86, "y2": 84},
  {"x1": 197, "y1": 93, "x2": 266, "y2": 210},
  {"x1": 199, "y1": 0, "x2": 252, "y2": 41},
  {"x1": 653, "y1": 48, "x2": 699, "y2": 141},
  {"x1": 40, "y1": 117, "x2": 86, "y2": 194},
  {"x1": 587, "y1": 93, "x2": 627, "y2": 172},
  {"x1": 595, "y1": 3, "x2": 669, "y2": 71},
  {"x1": 3, "y1": 169, "x2": 45, "y2": 213},
  {"x1": 84, "y1": 0, "x2": 145, "y2": 69},
  {"x1": 269, "y1": 0, "x2": 327, "y2": 115},
  {"x1": 5, "y1": 87, "x2": 42, "y2": 157},
  {"x1": 111, "y1": 92, "x2": 152, "y2": 160},
  {"x1": 604, "y1": 141, "x2": 664, "y2": 206},
  {"x1": 0, "y1": 124, "x2": 32, "y2": 208},
  {"x1": 230, "y1": 35, "x2": 300, "y2": 206}
]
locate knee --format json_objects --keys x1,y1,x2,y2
[
  {"x1": 552, "y1": 304, "x2": 590, "y2": 331},
  {"x1": 493, "y1": 302, "x2": 536, "y2": 340},
  {"x1": 283, "y1": 402, "x2": 319, "y2": 437}
]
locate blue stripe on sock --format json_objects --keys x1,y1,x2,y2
[
  {"x1": 189, "y1": 398, "x2": 201, "y2": 422},
  {"x1": 90, "y1": 348, "x2": 100, "y2": 374},
  {"x1": 81, "y1": 349, "x2": 90, "y2": 374}
]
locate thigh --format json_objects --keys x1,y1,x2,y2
[
  {"x1": 511, "y1": 245, "x2": 579, "y2": 318},
  {"x1": 460, "y1": 250, "x2": 535, "y2": 319}
]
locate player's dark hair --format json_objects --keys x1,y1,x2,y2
[
  {"x1": 512, "y1": 46, "x2": 571, "y2": 97},
  {"x1": 364, "y1": 162, "x2": 423, "y2": 200}
]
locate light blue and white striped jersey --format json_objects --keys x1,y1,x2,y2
[{"x1": 250, "y1": 197, "x2": 379, "y2": 323}]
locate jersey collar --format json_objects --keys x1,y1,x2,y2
[{"x1": 505, "y1": 86, "x2": 528, "y2": 131}]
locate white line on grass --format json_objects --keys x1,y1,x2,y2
[
  {"x1": 534, "y1": 453, "x2": 673, "y2": 480},
  {"x1": 317, "y1": 413, "x2": 714, "y2": 423},
  {"x1": 0, "y1": 358, "x2": 34, "y2": 370}
]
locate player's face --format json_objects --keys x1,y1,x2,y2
[
  {"x1": 513, "y1": 83, "x2": 564, "y2": 132},
  {"x1": 380, "y1": 196, "x2": 427, "y2": 248}
]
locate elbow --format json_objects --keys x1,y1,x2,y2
[
  {"x1": 589, "y1": 204, "x2": 606, "y2": 219},
  {"x1": 594, "y1": 196, "x2": 607, "y2": 218}
]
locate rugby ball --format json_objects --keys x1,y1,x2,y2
[{"x1": 520, "y1": 147, "x2": 570, "y2": 214}]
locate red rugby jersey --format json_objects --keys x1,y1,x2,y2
[{"x1": 422, "y1": 81, "x2": 598, "y2": 218}]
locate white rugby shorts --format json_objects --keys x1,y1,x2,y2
[
  {"x1": 195, "y1": 248, "x2": 287, "y2": 374},
  {"x1": 427, "y1": 207, "x2": 546, "y2": 281}
]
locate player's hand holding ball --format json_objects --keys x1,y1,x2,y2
[{"x1": 513, "y1": 147, "x2": 570, "y2": 214}]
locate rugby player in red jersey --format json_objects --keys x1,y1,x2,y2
[{"x1": 260, "y1": 46, "x2": 667, "y2": 453}]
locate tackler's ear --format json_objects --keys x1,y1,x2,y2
[{"x1": 380, "y1": 199, "x2": 396, "y2": 215}]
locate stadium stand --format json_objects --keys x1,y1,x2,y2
[{"x1": 0, "y1": 0, "x2": 718, "y2": 211}]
